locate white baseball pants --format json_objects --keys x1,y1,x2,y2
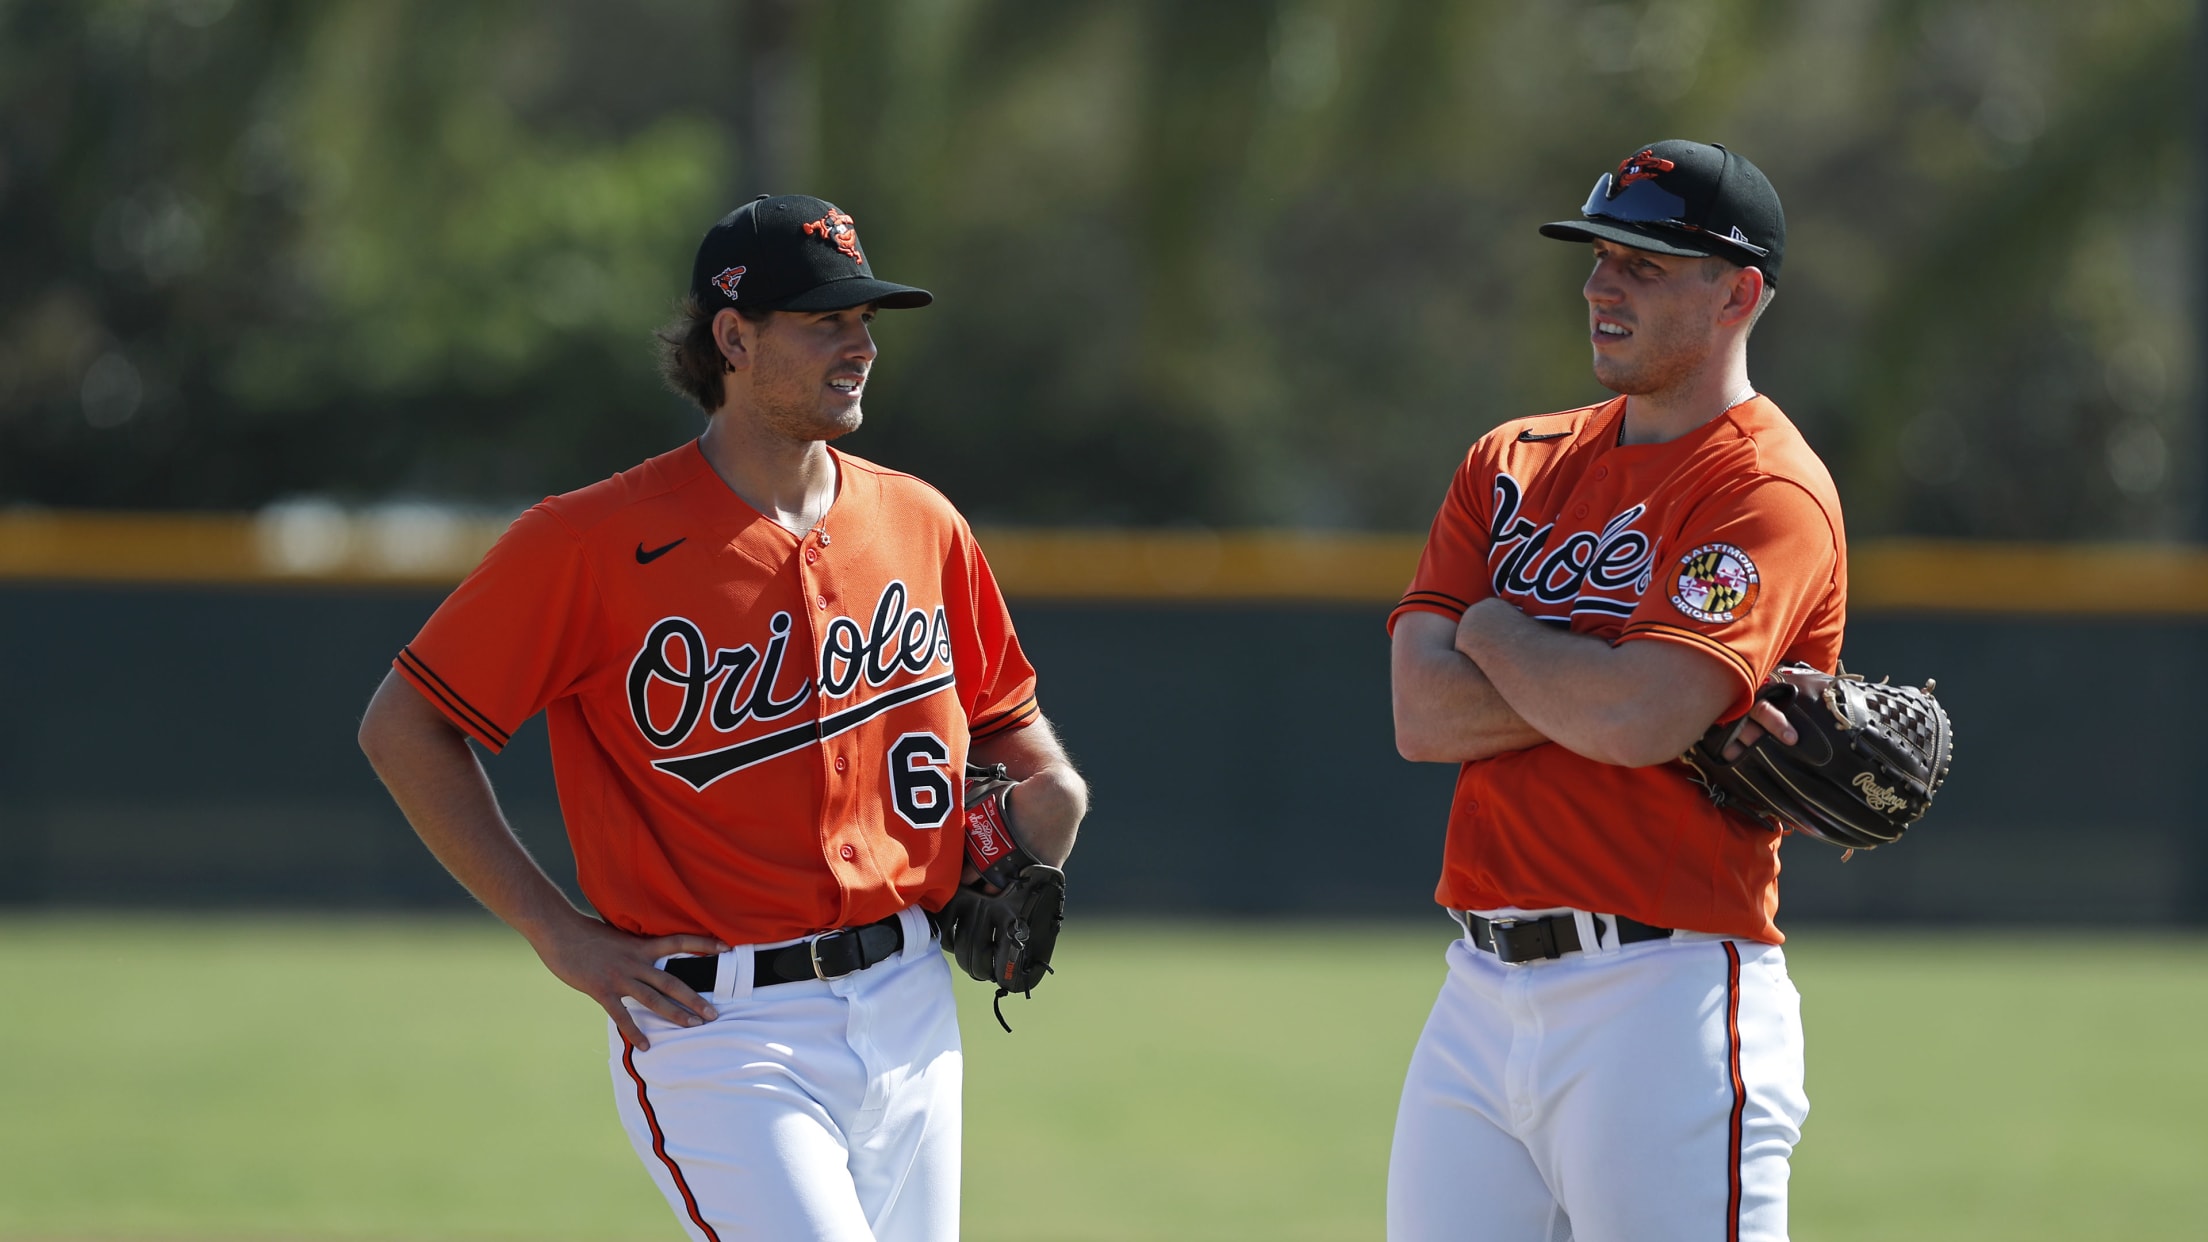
[
  {"x1": 609, "y1": 907, "x2": 962, "y2": 1242},
  {"x1": 1387, "y1": 916, "x2": 1809, "y2": 1242}
]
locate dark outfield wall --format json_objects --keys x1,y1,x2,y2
[{"x1": 2, "y1": 584, "x2": 2202, "y2": 924}]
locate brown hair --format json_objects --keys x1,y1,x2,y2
[{"x1": 655, "y1": 295, "x2": 771, "y2": 413}]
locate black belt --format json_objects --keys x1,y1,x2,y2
[
  {"x1": 1467, "y1": 911, "x2": 1672, "y2": 964},
  {"x1": 664, "y1": 912, "x2": 906, "y2": 993}
]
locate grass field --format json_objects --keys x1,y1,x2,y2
[{"x1": 1, "y1": 916, "x2": 2203, "y2": 1241}]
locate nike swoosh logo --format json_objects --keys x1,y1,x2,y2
[
  {"x1": 635, "y1": 537, "x2": 686, "y2": 564},
  {"x1": 1517, "y1": 429, "x2": 1572, "y2": 442}
]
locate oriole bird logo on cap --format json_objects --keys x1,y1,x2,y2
[
  {"x1": 802, "y1": 208, "x2": 865, "y2": 263},
  {"x1": 1614, "y1": 148, "x2": 1676, "y2": 188}
]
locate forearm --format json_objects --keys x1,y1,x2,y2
[
  {"x1": 1391, "y1": 611, "x2": 1550, "y2": 763},
  {"x1": 358, "y1": 673, "x2": 584, "y2": 941},
  {"x1": 971, "y1": 715, "x2": 1086, "y2": 867},
  {"x1": 1452, "y1": 598, "x2": 1724, "y2": 767},
  {"x1": 360, "y1": 681, "x2": 727, "y2": 1052}
]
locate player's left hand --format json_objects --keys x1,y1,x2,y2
[
  {"x1": 944, "y1": 763, "x2": 1068, "y2": 1029},
  {"x1": 1720, "y1": 696, "x2": 1797, "y2": 760},
  {"x1": 938, "y1": 863, "x2": 1066, "y2": 1027},
  {"x1": 1682, "y1": 663, "x2": 1953, "y2": 850},
  {"x1": 1719, "y1": 665, "x2": 1832, "y2": 759}
]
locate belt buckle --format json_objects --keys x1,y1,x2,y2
[
  {"x1": 1486, "y1": 917, "x2": 1518, "y2": 963},
  {"x1": 1488, "y1": 916, "x2": 1563, "y2": 964},
  {"x1": 807, "y1": 930, "x2": 847, "y2": 980}
]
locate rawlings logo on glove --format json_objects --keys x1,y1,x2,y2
[
  {"x1": 1681, "y1": 664, "x2": 1955, "y2": 853},
  {"x1": 937, "y1": 762, "x2": 1066, "y2": 1030}
]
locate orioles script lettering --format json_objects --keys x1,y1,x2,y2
[
  {"x1": 626, "y1": 580, "x2": 957, "y2": 789},
  {"x1": 1487, "y1": 472, "x2": 1657, "y2": 608}
]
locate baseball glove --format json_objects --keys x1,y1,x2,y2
[
  {"x1": 936, "y1": 762, "x2": 1065, "y2": 1030},
  {"x1": 1681, "y1": 664, "x2": 1954, "y2": 852}
]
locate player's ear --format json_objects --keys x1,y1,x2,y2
[
  {"x1": 1716, "y1": 263, "x2": 1765, "y2": 329},
  {"x1": 712, "y1": 308, "x2": 752, "y2": 374}
]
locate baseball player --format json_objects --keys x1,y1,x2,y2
[
  {"x1": 357, "y1": 194, "x2": 1088, "y2": 1242},
  {"x1": 1385, "y1": 141, "x2": 1837, "y2": 1241}
]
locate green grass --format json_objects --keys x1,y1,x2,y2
[{"x1": 0, "y1": 916, "x2": 2203, "y2": 1240}]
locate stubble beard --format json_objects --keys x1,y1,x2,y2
[
  {"x1": 1591, "y1": 325, "x2": 1712, "y2": 400},
  {"x1": 753, "y1": 363, "x2": 865, "y2": 443},
  {"x1": 764, "y1": 398, "x2": 862, "y2": 443}
]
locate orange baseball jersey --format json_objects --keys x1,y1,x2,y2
[
  {"x1": 395, "y1": 442, "x2": 1040, "y2": 946},
  {"x1": 1388, "y1": 395, "x2": 1846, "y2": 943}
]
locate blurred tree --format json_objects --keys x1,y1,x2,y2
[
  {"x1": 0, "y1": 0, "x2": 2193, "y2": 538},
  {"x1": 0, "y1": 0, "x2": 738, "y2": 507}
]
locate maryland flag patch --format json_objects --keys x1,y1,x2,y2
[{"x1": 1671, "y1": 542, "x2": 1760, "y2": 623}]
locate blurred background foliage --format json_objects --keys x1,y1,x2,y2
[{"x1": 0, "y1": 0, "x2": 2195, "y2": 536}]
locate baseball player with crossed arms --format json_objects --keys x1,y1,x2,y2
[
  {"x1": 358, "y1": 194, "x2": 1087, "y2": 1241},
  {"x1": 1386, "y1": 141, "x2": 1835, "y2": 1240}
]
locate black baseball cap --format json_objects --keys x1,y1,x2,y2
[
  {"x1": 689, "y1": 194, "x2": 932, "y2": 313},
  {"x1": 1540, "y1": 140, "x2": 1785, "y2": 286}
]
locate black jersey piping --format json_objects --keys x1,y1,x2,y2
[{"x1": 396, "y1": 647, "x2": 512, "y2": 749}]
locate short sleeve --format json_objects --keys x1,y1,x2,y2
[
  {"x1": 954, "y1": 531, "x2": 1040, "y2": 742},
  {"x1": 1388, "y1": 451, "x2": 1497, "y2": 634},
  {"x1": 394, "y1": 505, "x2": 607, "y2": 752},
  {"x1": 1616, "y1": 476, "x2": 1839, "y2": 719}
]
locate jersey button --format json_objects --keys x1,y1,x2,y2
[
  {"x1": 1573, "y1": 504, "x2": 1589, "y2": 519},
  {"x1": 805, "y1": 548, "x2": 819, "y2": 564},
  {"x1": 1595, "y1": 466, "x2": 1609, "y2": 480},
  {"x1": 834, "y1": 755, "x2": 848, "y2": 773},
  {"x1": 816, "y1": 594, "x2": 828, "y2": 610},
  {"x1": 839, "y1": 844, "x2": 856, "y2": 861}
]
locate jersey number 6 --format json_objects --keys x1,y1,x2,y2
[{"x1": 888, "y1": 732, "x2": 955, "y2": 829}]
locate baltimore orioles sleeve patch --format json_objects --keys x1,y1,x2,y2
[{"x1": 1670, "y1": 542, "x2": 1760, "y2": 623}]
